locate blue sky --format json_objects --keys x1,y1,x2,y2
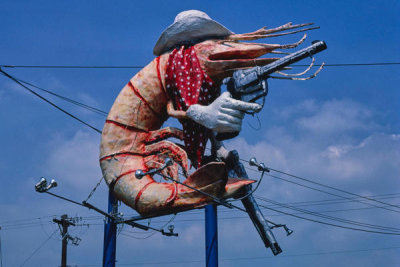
[{"x1": 0, "y1": 0, "x2": 399, "y2": 266}]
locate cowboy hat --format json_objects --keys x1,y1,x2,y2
[{"x1": 153, "y1": 10, "x2": 233, "y2": 56}]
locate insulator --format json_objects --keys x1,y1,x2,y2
[
  {"x1": 284, "y1": 225, "x2": 294, "y2": 236},
  {"x1": 249, "y1": 157, "x2": 258, "y2": 167}
]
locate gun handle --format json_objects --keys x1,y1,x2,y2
[{"x1": 215, "y1": 131, "x2": 239, "y2": 141}]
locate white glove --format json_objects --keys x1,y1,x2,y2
[{"x1": 186, "y1": 92, "x2": 261, "y2": 133}]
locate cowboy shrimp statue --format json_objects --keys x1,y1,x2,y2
[{"x1": 100, "y1": 10, "x2": 320, "y2": 218}]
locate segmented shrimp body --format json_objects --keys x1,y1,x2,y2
[{"x1": 100, "y1": 22, "x2": 319, "y2": 216}]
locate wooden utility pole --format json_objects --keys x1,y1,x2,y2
[{"x1": 53, "y1": 214, "x2": 75, "y2": 267}]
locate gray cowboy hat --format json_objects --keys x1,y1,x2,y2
[{"x1": 153, "y1": 10, "x2": 233, "y2": 56}]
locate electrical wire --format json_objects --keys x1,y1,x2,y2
[
  {"x1": 267, "y1": 193, "x2": 400, "y2": 209},
  {"x1": 84, "y1": 175, "x2": 106, "y2": 202},
  {"x1": 120, "y1": 232, "x2": 157, "y2": 240},
  {"x1": 1, "y1": 62, "x2": 399, "y2": 69},
  {"x1": 0, "y1": 68, "x2": 102, "y2": 134},
  {"x1": 0, "y1": 215, "x2": 55, "y2": 226},
  {"x1": 205, "y1": 146, "x2": 399, "y2": 213},
  {"x1": 19, "y1": 229, "x2": 57, "y2": 267},
  {"x1": 221, "y1": 246, "x2": 400, "y2": 261},
  {"x1": 1, "y1": 200, "x2": 396, "y2": 231},
  {"x1": 255, "y1": 196, "x2": 400, "y2": 232},
  {"x1": 140, "y1": 203, "x2": 400, "y2": 224},
  {"x1": 257, "y1": 203, "x2": 400, "y2": 235},
  {"x1": 0, "y1": 221, "x2": 53, "y2": 231},
  {"x1": 71, "y1": 246, "x2": 400, "y2": 266},
  {"x1": 295, "y1": 62, "x2": 400, "y2": 67},
  {"x1": 167, "y1": 193, "x2": 400, "y2": 216},
  {"x1": 242, "y1": 155, "x2": 400, "y2": 210},
  {"x1": 2, "y1": 197, "x2": 397, "y2": 230},
  {"x1": 0, "y1": 65, "x2": 143, "y2": 69},
  {"x1": 245, "y1": 166, "x2": 400, "y2": 214},
  {"x1": 261, "y1": 165, "x2": 400, "y2": 210},
  {"x1": 14, "y1": 76, "x2": 108, "y2": 116}
]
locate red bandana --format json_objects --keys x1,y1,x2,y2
[{"x1": 165, "y1": 46, "x2": 219, "y2": 168}]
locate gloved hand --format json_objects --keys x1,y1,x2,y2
[{"x1": 186, "y1": 92, "x2": 261, "y2": 133}]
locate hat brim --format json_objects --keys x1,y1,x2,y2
[{"x1": 153, "y1": 17, "x2": 233, "y2": 56}]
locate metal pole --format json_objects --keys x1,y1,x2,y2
[
  {"x1": 103, "y1": 190, "x2": 118, "y2": 267},
  {"x1": 205, "y1": 204, "x2": 218, "y2": 267}
]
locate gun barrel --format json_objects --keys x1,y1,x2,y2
[
  {"x1": 218, "y1": 41, "x2": 327, "y2": 142},
  {"x1": 231, "y1": 41, "x2": 327, "y2": 91},
  {"x1": 260, "y1": 40, "x2": 327, "y2": 77}
]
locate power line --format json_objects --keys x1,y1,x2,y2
[
  {"x1": 0, "y1": 68, "x2": 102, "y2": 134},
  {"x1": 2, "y1": 193, "x2": 398, "y2": 230},
  {"x1": 220, "y1": 246, "x2": 400, "y2": 261},
  {"x1": 271, "y1": 193, "x2": 400, "y2": 208},
  {"x1": 0, "y1": 65, "x2": 143, "y2": 69},
  {"x1": 72, "y1": 246, "x2": 400, "y2": 266},
  {"x1": 0, "y1": 215, "x2": 55, "y2": 226},
  {"x1": 19, "y1": 229, "x2": 57, "y2": 267},
  {"x1": 295, "y1": 62, "x2": 400, "y2": 67},
  {"x1": 15, "y1": 77, "x2": 108, "y2": 116},
  {"x1": 243, "y1": 166, "x2": 400, "y2": 214},
  {"x1": 255, "y1": 196, "x2": 400, "y2": 233},
  {"x1": 252, "y1": 164, "x2": 400, "y2": 210},
  {"x1": 2, "y1": 197, "x2": 397, "y2": 231},
  {"x1": 203, "y1": 149, "x2": 400, "y2": 213},
  {"x1": 265, "y1": 166, "x2": 400, "y2": 209},
  {"x1": 172, "y1": 193, "x2": 400, "y2": 216},
  {"x1": 257, "y1": 203, "x2": 400, "y2": 235},
  {"x1": 149, "y1": 203, "x2": 400, "y2": 225},
  {"x1": 1, "y1": 197, "x2": 391, "y2": 230},
  {"x1": 1, "y1": 62, "x2": 399, "y2": 69}
]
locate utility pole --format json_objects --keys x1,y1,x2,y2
[
  {"x1": 103, "y1": 190, "x2": 118, "y2": 267},
  {"x1": 53, "y1": 214, "x2": 76, "y2": 267},
  {"x1": 205, "y1": 205, "x2": 218, "y2": 267}
]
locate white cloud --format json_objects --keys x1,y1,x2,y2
[
  {"x1": 295, "y1": 99, "x2": 379, "y2": 134},
  {"x1": 318, "y1": 133, "x2": 400, "y2": 181},
  {"x1": 44, "y1": 131, "x2": 103, "y2": 192}
]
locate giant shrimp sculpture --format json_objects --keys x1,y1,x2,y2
[{"x1": 100, "y1": 10, "x2": 320, "y2": 217}]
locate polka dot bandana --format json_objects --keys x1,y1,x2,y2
[{"x1": 165, "y1": 46, "x2": 219, "y2": 168}]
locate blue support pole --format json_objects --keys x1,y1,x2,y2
[
  {"x1": 205, "y1": 204, "x2": 218, "y2": 267},
  {"x1": 103, "y1": 190, "x2": 118, "y2": 267}
]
